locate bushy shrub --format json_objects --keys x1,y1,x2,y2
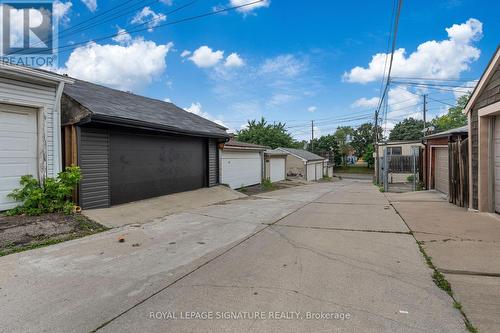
[{"x1": 7, "y1": 166, "x2": 81, "y2": 216}]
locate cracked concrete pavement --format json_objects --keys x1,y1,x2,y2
[
  {"x1": 0, "y1": 180, "x2": 466, "y2": 332},
  {"x1": 389, "y1": 190, "x2": 500, "y2": 332}
]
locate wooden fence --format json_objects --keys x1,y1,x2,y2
[
  {"x1": 449, "y1": 138, "x2": 469, "y2": 207},
  {"x1": 386, "y1": 155, "x2": 421, "y2": 173}
]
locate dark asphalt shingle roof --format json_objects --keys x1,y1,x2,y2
[
  {"x1": 423, "y1": 125, "x2": 468, "y2": 139},
  {"x1": 277, "y1": 147, "x2": 325, "y2": 161},
  {"x1": 224, "y1": 139, "x2": 267, "y2": 149},
  {"x1": 64, "y1": 79, "x2": 229, "y2": 138}
]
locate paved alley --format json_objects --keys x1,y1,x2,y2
[{"x1": 0, "y1": 180, "x2": 465, "y2": 332}]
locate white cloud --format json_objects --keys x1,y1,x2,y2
[
  {"x1": 55, "y1": 39, "x2": 173, "y2": 91},
  {"x1": 53, "y1": 1, "x2": 72, "y2": 23},
  {"x1": 351, "y1": 97, "x2": 380, "y2": 108},
  {"x1": 112, "y1": 27, "x2": 132, "y2": 44},
  {"x1": 230, "y1": 0, "x2": 270, "y2": 13},
  {"x1": 259, "y1": 54, "x2": 307, "y2": 78},
  {"x1": 307, "y1": 106, "x2": 317, "y2": 113},
  {"x1": 131, "y1": 6, "x2": 166, "y2": 32},
  {"x1": 164, "y1": 98, "x2": 172, "y2": 102},
  {"x1": 184, "y1": 102, "x2": 228, "y2": 128},
  {"x1": 180, "y1": 50, "x2": 191, "y2": 57},
  {"x1": 266, "y1": 93, "x2": 296, "y2": 107},
  {"x1": 80, "y1": 0, "x2": 96, "y2": 12},
  {"x1": 225, "y1": 52, "x2": 244, "y2": 67},
  {"x1": 189, "y1": 45, "x2": 224, "y2": 68},
  {"x1": 160, "y1": 0, "x2": 173, "y2": 5},
  {"x1": 343, "y1": 18, "x2": 482, "y2": 83}
]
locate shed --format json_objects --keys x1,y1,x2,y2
[
  {"x1": 219, "y1": 139, "x2": 266, "y2": 189},
  {"x1": 276, "y1": 148, "x2": 324, "y2": 181},
  {"x1": 264, "y1": 149, "x2": 287, "y2": 183},
  {"x1": 465, "y1": 45, "x2": 500, "y2": 213},
  {"x1": 423, "y1": 126, "x2": 468, "y2": 196},
  {"x1": 61, "y1": 79, "x2": 229, "y2": 209},
  {"x1": 0, "y1": 63, "x2": 73, "y2": 211}
]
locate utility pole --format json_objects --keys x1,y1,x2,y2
[
  {"x1": 374, "y1": 110, "x2": 380, "y2": 184},
  {"x1": 311, "y1": 120, "x2": 314, "y2": 150},
  {"x1": 423, "y1": 94, "x2": 427, "y2": 134}
]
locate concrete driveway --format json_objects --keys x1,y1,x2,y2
[{"x1": 0, "y1": 180, "x2": 465, "y2": 332}]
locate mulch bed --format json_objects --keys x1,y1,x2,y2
[{"x1": 0, "y1": 213, "x2": 107, "y2": 256}]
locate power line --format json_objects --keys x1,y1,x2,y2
[{"x1": 55, "y1": 0, "x2": 265, "y2": 54}]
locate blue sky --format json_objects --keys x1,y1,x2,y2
[{"x1": 34, "y1": 0, "x2": 500, "y2": 138}]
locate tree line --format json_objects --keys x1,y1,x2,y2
[{"x1": 234, "y1": 95, "x2": 469, "y2": 168}]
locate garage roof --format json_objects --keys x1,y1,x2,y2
[
  {"x1": 223, "y1": 139, "x2": 267, "y2": 151},
  {"x1": 276, "y1": 147, "x2": 324, "y2": 161},
  {"x1": 423, "y1": 125, "x2": 468, "y2": 139},
  {"x1": 64, "y1": 79, "x2": 229, "y2": 138}
]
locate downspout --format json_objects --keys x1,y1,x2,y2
[{"x1": 53, "y1": 81, "x2": 66, "y2": 175}]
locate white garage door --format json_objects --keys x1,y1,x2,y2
[
  {"x1": 269, "y1": 158, "x2": 285, "y2": 183},
  {"x1": 0, "y1": 105, "x2": 38, "y2": 210},
  {"x1": 221, "y1": 150, "x2": 261, "y2": 189},
  {"x1": 306, "y1": 163, "x2": 316, "y2": 181},
  {"x1": 434, "y1": 147, "x2": 449, "y2": 195},
  {"x1": 494, "y1": 116, "x2": 500, "y2": 213},
  {"x1": 315, "y1": 162, "x2": 323, "y2": 180}
]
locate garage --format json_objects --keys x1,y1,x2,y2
[
  {"x1": 62, "y1": 79, "x2": 229, "y2": 209},
  {"x1": 220, "y1": 139, "x2": 265, "y2": 189},
  {"x1": 276, "y1": 147, "x2": 325, "y2": 181},
  {"x1": 0, "y1": 65, "x2": 72, "y2": 212},
  {"x1": 315, "y1": 162, "x2": 323, "y2": 180},
  {"x1": 495, "y1": 116, "x2": 500, "y2": 213},
  {"x1": 109, "y1": 131, "x2": 206, "y2": 205},
  {"x1": 0, "y1": 105, "x2": 38, "y2": 210},
  {"x1": 434, "y1": 147, "x2": 449, "y2": 195},
  {"x1": 264, "y1": 149, "x2": 287, "y2": 183}
]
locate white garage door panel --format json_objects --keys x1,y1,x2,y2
[
  {"x1": 494, "y1": 116, "x2": 500, "y2": 213},
  {"x1": 434, "y1": 147, "x2": 449, "y2": 195},
  {"x1": 0, "y1": 106, "x2": 38, "y2": 210},
  {"x1": 221, "y1": 151, "x2": 261, "y2": 189},
  {"x1": 315, "y1": 163, "x2": 323, "y2": 180},
  {"x1": 269, "y1": 158, "x2": 285, "y2": 182},
  {"x1": 306, "y1": 163, "x2": 316, "y2": 181}
]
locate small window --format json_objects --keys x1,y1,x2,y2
[{"x1": 387, "y1": 147, "x2": 402, "y2": 155}]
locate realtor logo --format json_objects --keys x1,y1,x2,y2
[{"x1": 1, "y1": 1, "x2": 56, "y2": 66}]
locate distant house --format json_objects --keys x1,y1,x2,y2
[
  {"x1": 0, "y1": 63, "x2": 73, "y2": 211},
  {"x1": 465, "y1": 46, "x2": 500, "y2": 213},
  {"x1": 219, "y1": 139, "x2": 266, "y2": 189},
  {"x1": 61, "y1": 79, "x2": 229, "y2": 209},
  {"x1": 422, "y1": 126, "x2": 468, "y2": 197},
  {"x1": 276, "y1": 148, "x2": 324, "y2": 181},
  {"x1": 264, "y1": 149, "x2": 288, "y2": 183},
  {"x1": 375, "y1": 140, "x2": 424, "y2": 184}
]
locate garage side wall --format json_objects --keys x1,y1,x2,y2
[
  {"x1": 208, "y1": 139, "x2": 219, "y2": 187},
  {"x1": 78, "y1": 127, "x2": 110, "y2": 209}
]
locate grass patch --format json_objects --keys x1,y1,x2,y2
[
  {"x1": 417, "y1": 242, "x2": 477, "y2": 332},
  {"x1": 332, "y1": 166, "x2": 374, "y2": 174}
]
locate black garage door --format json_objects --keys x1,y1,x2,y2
[{"x1": 109, "y1": 130, "x2": 207, "y2": 205}]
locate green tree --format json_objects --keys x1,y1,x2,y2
[
  {"x1": 334, "y1": 126, "x2": 354, "y2": 166},
  {"x1": 363, "y1": 144, "x2": 375, "y2": 168},
  {"x1": 351, "y1": 123, "x2": 382, "y2": 158},
  {"x1": 430, "y1": 94, "x2": 469, "y2": 132},
  {"x1": 308, "y1": 134, "x2": 341, "y2": 166},
  {"x1": 389, "y1": 118, "x2": 425, "y2": 141},
  {"x1": 236, "y1": 117, "x2": 299, "y2": 149}
]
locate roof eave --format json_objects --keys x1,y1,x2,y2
[
  {"x1": 88, "y1": 114, "x2": 229, "y2": 139},
  {"x1": 0, "y1": 62, "x2": 74, "y2": 84}
]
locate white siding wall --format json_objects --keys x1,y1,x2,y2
[{"x1": 0, "y1": 76, "x2": 58, "y2": 179}]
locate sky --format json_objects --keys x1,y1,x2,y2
[{"x1": 3, "y1": 0, "x2": 500, "y2": 140}]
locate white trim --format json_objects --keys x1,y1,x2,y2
[
  {"x1": 478, "y1": 100, "x2": 500, "y2": 117},
  {"x1": 465, "y1": 48, "x2": 500, "y2": 115},
  {"x1": 0, "y1": 62, "x2": 73, "y2": 84},
  {"x1": 53, "y1": 82, "x2": 65, "y2": 174}
]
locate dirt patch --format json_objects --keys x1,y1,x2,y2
[
  {"x1": 238, "y1": 179, "x2": 304, "y2": 196},
  {"x1": 0, "y1": 213, "x2": 107, "y2": 256}
]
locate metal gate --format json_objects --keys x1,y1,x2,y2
[{"x1": 380, "y1": 147, "x2": 422, "y2": 192}]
